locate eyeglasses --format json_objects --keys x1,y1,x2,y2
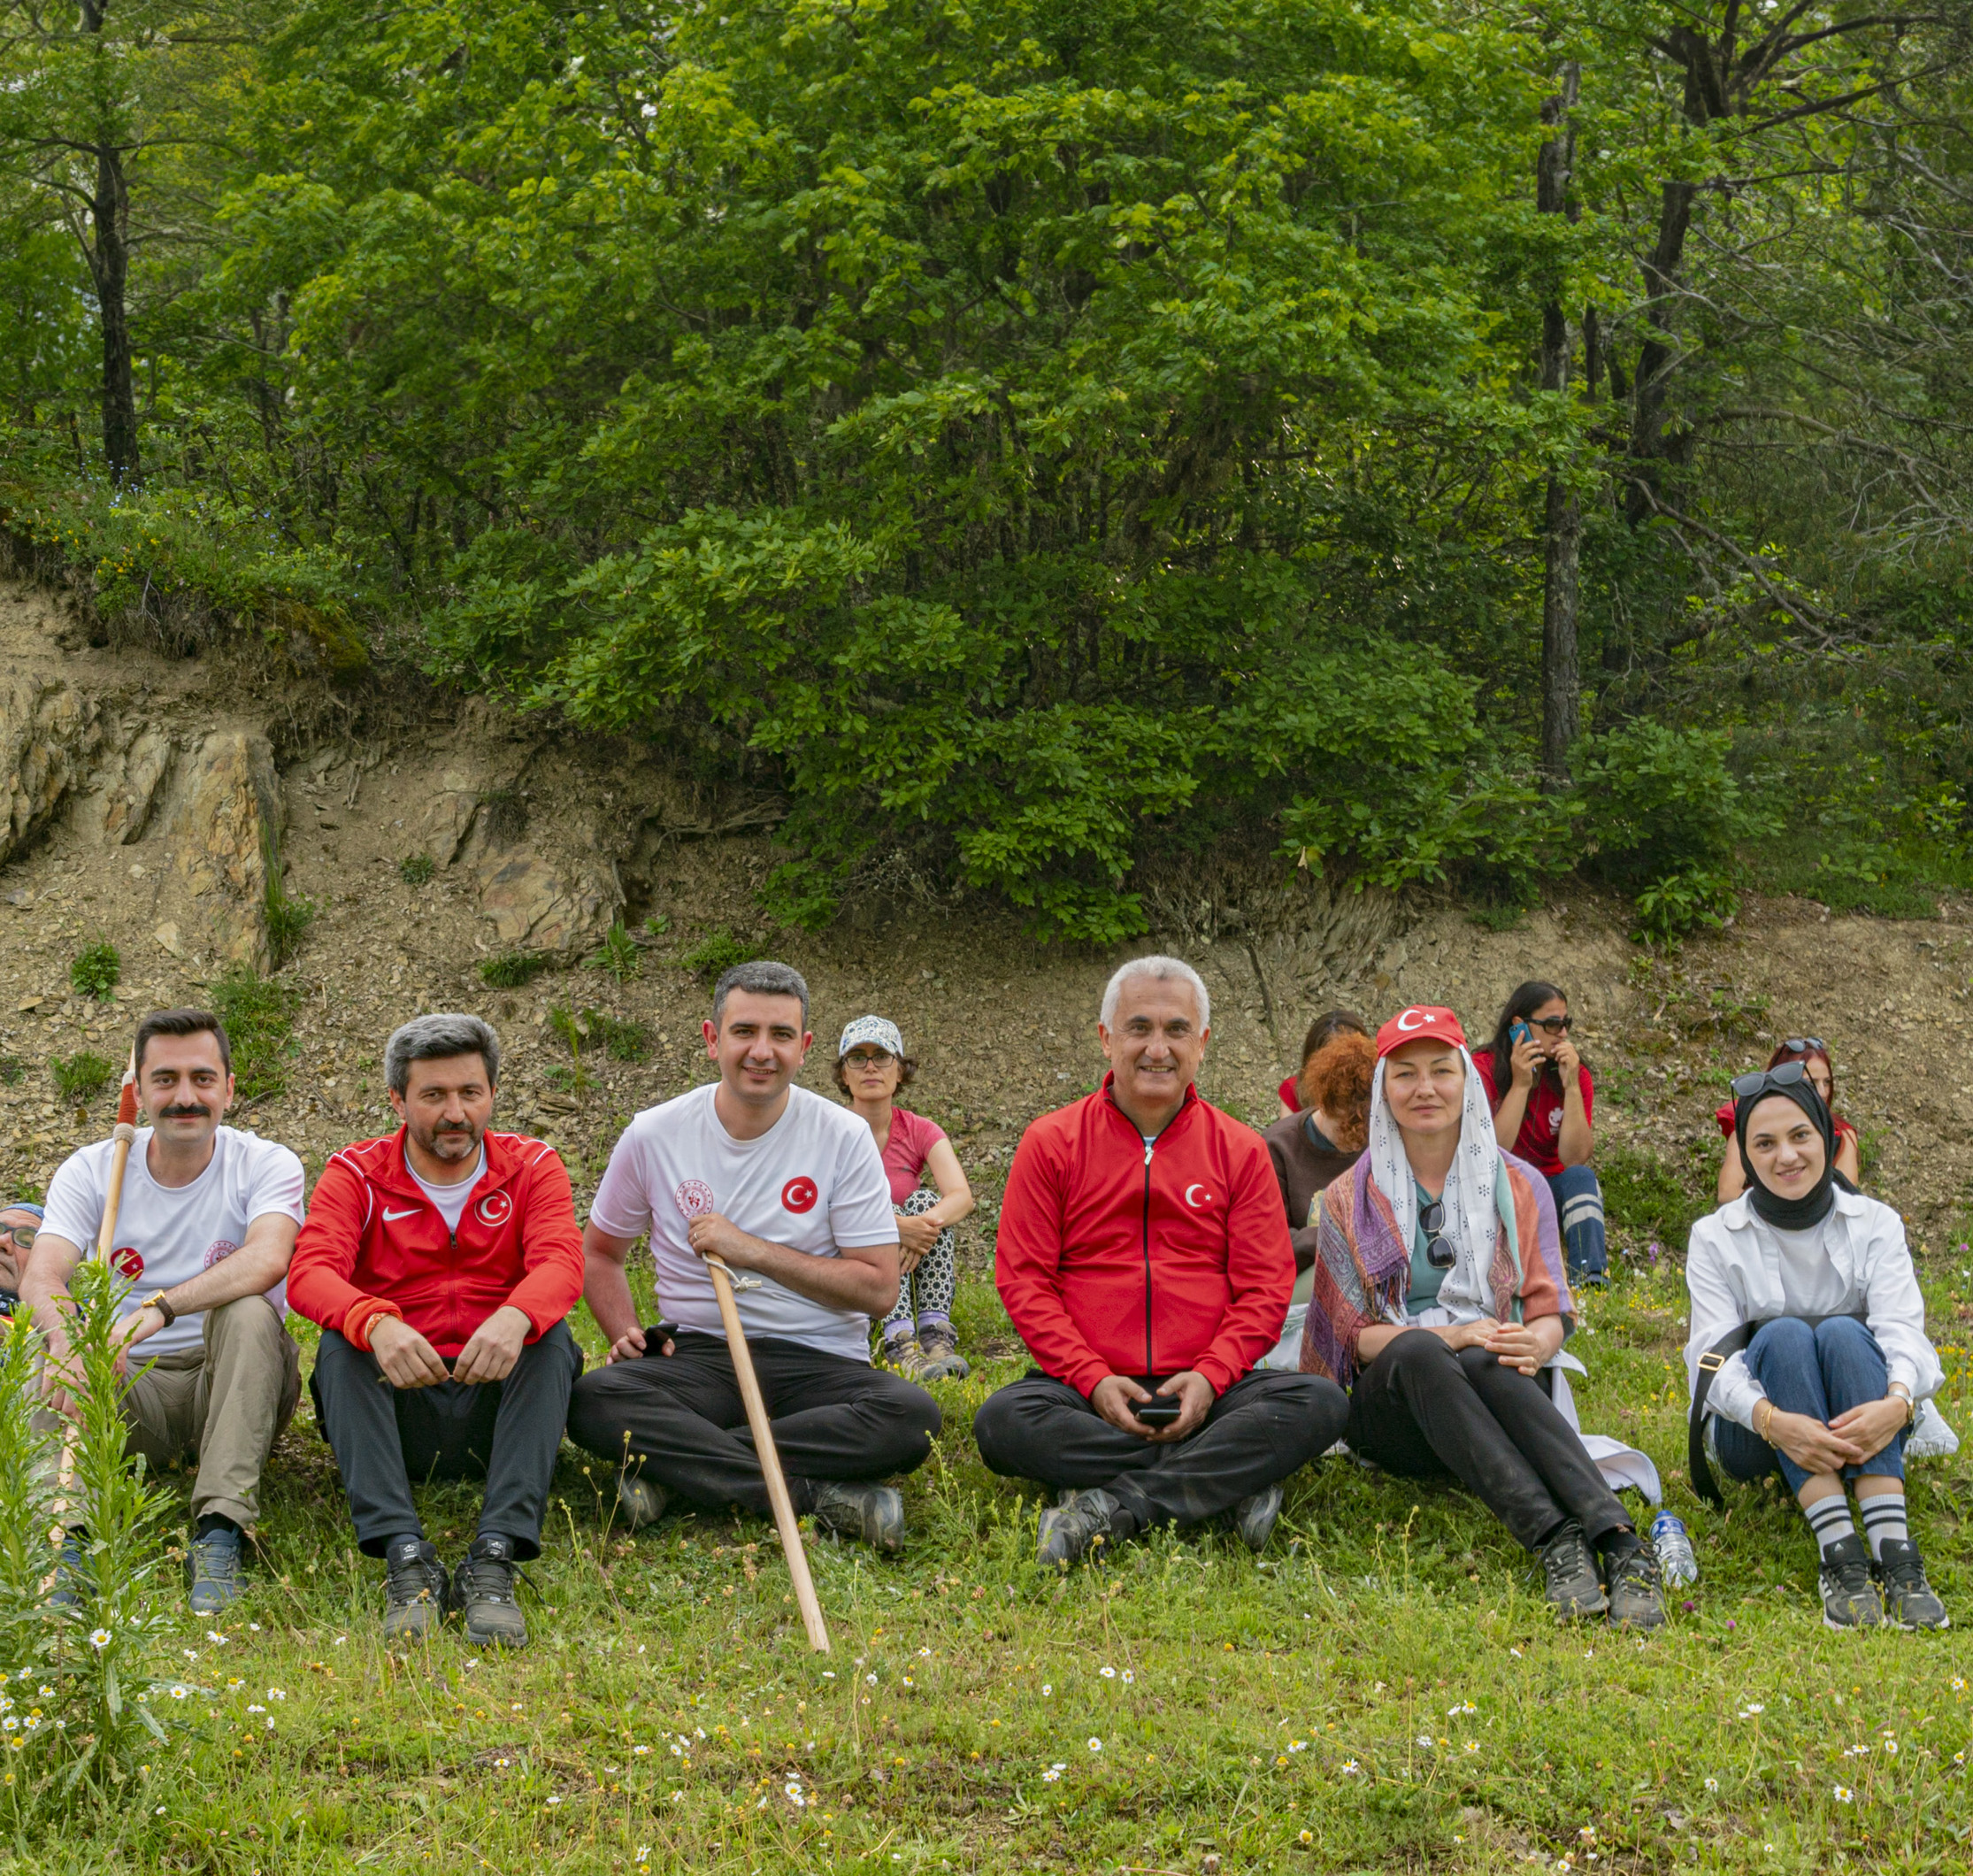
[
  {"x1": 0, "y1": 1224, "x2": 35, "y2": 1252},
  {"x1": 1525, "y1": 1014, "x2": 1573, "y2": 1035},
  {"x1": 842, "y1": 1049, "x2": 894, "y2": 1070},
  {"x1": 1419, "y1": 1198, "x2": 1455, "y2": 1270},
  {"x1": 1730, "y1": 1060, "x2": 1817, "y2": 1102},
  {"x1": 1780, "y1": 1037, "x2": 1827, "y2": 1056}
]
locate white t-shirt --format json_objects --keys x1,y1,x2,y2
[
  {"x1": 40, "y1": 1126, "x2": 305, "y2": 1355},
  {"x1": 411, "y1": 1147, "x2": 486, "y2": 1235},
  {"x1": 588, "y1": 1082, "x2": 899, "y2": 1362}
]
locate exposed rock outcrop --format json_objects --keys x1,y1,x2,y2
[
  {"x1": 156, "y1": 730, "x2": 286, "y2": 970},
  {"x1": 0, "y1": 676, "x2": 99, "y2": 865}
]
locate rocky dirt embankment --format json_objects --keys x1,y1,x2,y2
[{"x1": 4, "y1": 574, "x2": 1973, "y2": 1258}]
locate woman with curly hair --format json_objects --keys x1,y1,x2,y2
[{"x1": 1265, "y1": 1023, "x2": 1375, "y2": 1282}]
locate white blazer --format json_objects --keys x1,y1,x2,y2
[{"x1": 1683, "y1": 1188, "x2": 1942, "y2": 1431}]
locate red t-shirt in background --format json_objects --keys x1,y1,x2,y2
[
  {"x1": 1470, "y1": 1049, "x2": 1593, "y2": 1180},
  {"x1": 1278, "y1": 1074, "x2": 1301, "y2": 1112},
  {"x1": 879, "y1": 1106, "x2": 948, "y2": 1206},
  {"x1": 1715, "y1": 1102, "x2": 1859, "y2": 1151}
]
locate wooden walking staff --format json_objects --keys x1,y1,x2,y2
[{"x1": 675, "y1": 1184, "x2": 830, "y2": 1653}]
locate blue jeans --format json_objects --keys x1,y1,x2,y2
[
  {"x1": 1547, "y1": 1165, "x2": 1606, "y2": 1280},
  {"x1": 1713, "y1": 1316, "x2": 1907, "y2": 1495}
]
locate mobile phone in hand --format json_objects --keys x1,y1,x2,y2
[{"x1": 1132, "y1": 1395, "x2": 1183, "y2": 1427}]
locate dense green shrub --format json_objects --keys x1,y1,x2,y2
[
  {"x1": 1576, "y1": 723, "x2": 1773, "y2": 891},
  {"x1": 69, "y1": 942, "x2": 119, "y2": 1001}
]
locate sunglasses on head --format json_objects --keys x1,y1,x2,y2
[
  {"x1": 1730, "y1": 1060, "x2": 1821, "y2": 1103},
  {"x1": 1780, "y1": 1037, "x2": 1827, "y2": 1057},
  {"x1": 1419, "y1": 1197, "x2": 1456, "y2": 1270}
]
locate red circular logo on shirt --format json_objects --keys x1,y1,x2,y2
[
  {"x1": 203, "y1": 1239, "x2": 240, "y2": 1270},
  {"x1": 781, "y1": 1176, "x2": 818, "y2": 1214},
  {"x1": 476, "y1": 1190, "x2": 514, "y2": 1227},
  {"x1": 111, "y1": 1246, "x2": 144, "y2": 1280},
  {"x1": 674, "y1": 1180, "x2": 716, "y2": 1220}
]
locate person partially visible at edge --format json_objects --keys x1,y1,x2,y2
[
  {"x1": 1275, "y1": 1008, "x2": 1371, "y2": 1119},
  {"x1": 974, "y1": 956, "x2": 1349, "y2": 1568},
  {"x1": 1300, "y1": 1006, "x2": 1666, "y2": 1630},
  {"x1": 20, "y1": 1009, "x2": 304, "y2": 1617},
  {"x1": 0, "y1": 1201, "x2": 42, "y2": 1311},
  {"x1": 288, "y1": 1014, "x2": 585, "y2": 1649},
  {"x1": 1684, "y1": 1065, "x2": 1947, "y2": 1630},
  {"x1": 1716, "y1": 1037, "x2": 1861, "y2": 1203},
  {"x1": 1470, "y1": 980, "x2": 1607, "y2": 1287},
  {"x1": 835, "y1": 1014, "x2": 976, "y2": 1383},
  {"x1": 568, "y1": 961, "x2": 940, "y2": 1556},
  {"x1": 1264, "y1": 1026, "x2": 1376, "y2": 1301}
]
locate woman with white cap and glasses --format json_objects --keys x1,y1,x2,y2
[
  {"x1": 1685, "y1": 1061, "x2": 1948, "y2": 1630},
  {"x1": 1299, "y1": 1006, "x2": 1664, "y2": 1628},
  {"x1": 835, "y1": 1016, "x2": 976, "y2": 1381}
]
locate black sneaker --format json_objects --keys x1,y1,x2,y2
[
  {"x1": 450, "y1": 1534, "x2": 529, "y2": 1649},
  {"x1": 1873, "y1": 1538, "x2": 1949, "y2": 1631},
  {"x1": 1036, "y1": 1488, "x2": 1122, "y2": 1569},
  {"x1": 1537, "y1": 1522, "x2": 1608, "y2": 1618},
  {"x1": 810, "y1": 1481, "x2": 905, "y2": 1555},
  {"x1": 1232, "y1": 1482, "x2": 1283, "y2": 1553},
  {"x1": 1602, "y1": 1540, "x2": 1667, "y2": 1630},
  {"x1": 382, "y1": 1537, "x2": 448, "y2": 1642},
  {"x1": 1818, "y1": 1534, "x2": 1885, "y2": 1630}
]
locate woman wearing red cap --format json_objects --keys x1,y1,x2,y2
[{"x1": 1298, "y1": 1006, "x2": 1665, "y2": 1629}]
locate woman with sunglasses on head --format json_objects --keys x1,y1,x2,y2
[
  {"x1": 1275, "y1": 1008, "x2": 1372, "y2": 1119},
  {"x1": 1471, "y1": 982, "x2": 1606, "y2": 1287},
  {"x1": 1685, "y1": 1063, "x2": 1947, "y2": 1630},
  {"x1": 1715, "y1": 1038, "x2": 1861, "y2": 1203},
  {"x1": 834, "y1": 1016, "x2": 977, "y2": 1381},
  {"x1": 1301, "y1": 1008, "x2": 1664, "y2": 1628}
]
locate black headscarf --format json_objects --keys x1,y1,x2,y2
[{"x1": 1734, "y1": 1075, "x2": 1855, "y2": 1230}]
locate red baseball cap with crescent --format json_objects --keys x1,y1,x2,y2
[{"x1": 1375, "y1": 1006, "x2": 1467, "y2": 1057}]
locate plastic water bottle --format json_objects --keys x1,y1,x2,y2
[{"x1": 1651, "y1": 1510, "x2": 1700, "y2": 1587}]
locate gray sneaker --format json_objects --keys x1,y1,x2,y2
[
  {"x1": 1537, "y1": 1522, "x2": 1608, "y2": 1619},
  {"x1": 810, "y1": 1481, "x2": 905, "y2": 1555},
  {"x1": 1602, "y1": 1540, "x2": 1667, "y2": 1630},
  {"x1": 49, "y1": 1530, "x2": 91, "y2": 1611},
  {"x1": 451, "y1": 1534, "x2": 529, "y2": 1649},
  {"x1": 187, "y1": 1525, "x2": 245, "y2": 1616},
  {"x1": 1818, "y1": 1534, "x2": 1885, "y2": 1630},
  {"x1": 913, "y1": 1326, "x2": 971, "y2": 1382},
  {"x1": 382, "y1": 1537, "x2": 449, "y2": 1642},
  {"x1": 1037, "y1": 1488, "x2": 1123, "y2": 1569},
  {"x1": 1873, "y1": 1539, "x2": 1949, "y2": 1631},
  {"x1": 1232, "y1": 1483, "x2": 1283, "y2": 1553},
  {"x1": 616, "y1": 1472, "x2": 668, "y2": 1531}
]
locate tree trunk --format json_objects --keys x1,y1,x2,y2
[
  {"x1": 1537, "y1": 62, "x2": 1580, "y2": 788},
  {"x1": 1622, "y1": 178, "x2": 1696, "y2": 525},
  {"x1": 92, "y1": 142, "x2": 138, "y2": 484}
]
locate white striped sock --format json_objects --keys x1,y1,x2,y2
[
  {"x1": 1805, "y1": 1495, "x2": 1858, "y2": 1558},
  {"x1": 1858, "y1": 1492, "x2": 1908, "y2": 1559}
]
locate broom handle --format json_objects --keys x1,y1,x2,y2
[{"x1": 704, "y1": 1255, "x2": 831, "y2": 1654}]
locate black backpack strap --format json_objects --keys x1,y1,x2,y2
[{"x1": 1689, "y1": 1321, "x2": 1760, "y2": 1508}]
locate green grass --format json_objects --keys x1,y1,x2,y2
[
  {"x1": 210, "y1": 966, "x2": 300, "y2": 1103},
  {"x1": 480, "y1": 950, "x2": 555, "y2": 989},
  {"x1": 68, "y1": 939, "x2": 120, "y2": 1000},
  {"x1": 22, "y1": 1256, "x2": 1973, "y2": 1873},
  {"x1": 49, "y1": 1050, "x2": 113, "y2": 1103},
  {"x1": 399, "y1": 853, "x2": 436, "y2": 886},
  {"x1": 678, "y1": 928, "x2": 756, "y2": 981},
  {"x1": 1600, "y1": 1142, "x2": 1714, "y2": 1258}
]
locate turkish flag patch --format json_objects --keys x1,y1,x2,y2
[
  {"x1": 111, "y1": 1246, "x2": 144, "y2": 1279},
  {"x1": 781, "y1": 1175, "x2": 819, "y2": 1214}
]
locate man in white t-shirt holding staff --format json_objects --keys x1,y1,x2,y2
[
  {"x1": 21, "y1": 1009, "x2": 305, "y2": 1617},
  {"x1": 569, "y1": 961, "x2": 942, "y2": 1553}
]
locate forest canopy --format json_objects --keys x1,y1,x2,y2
[{"x1": 4, "y1": 1, "x2": 1972, "y2": 940}]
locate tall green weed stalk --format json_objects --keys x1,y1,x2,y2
[{"x1": 0, "y1": 1261, "x2": 180, "y2": 1816}]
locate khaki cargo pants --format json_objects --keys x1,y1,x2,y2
[{"x1": 120, "y1": 1296, "x2": 301, "y2": 1528}]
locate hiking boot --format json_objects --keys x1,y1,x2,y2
[
  {"x1": 1232, "y1": 1482, "x2": 1283, "y2": 1553},
  {"x1": 381, "y1": 1536, "x2": 449, "y2": 1642},
  {"x1": 451, "y1": 1534, "x2": 529, "y2": 1649},
  {"x1": 810, "y1": 1481, "x2": 905, "y2": 1555},
  {"x1": 879, "y1": 1334, "x2": 926, "y2": 1378},
  {"x1": 913, "y1": 1326, "x2": 971, "y2": 1382},
  {"x1": 1537, "y1": 1522, "x2": 1608, "y2": 1619},
  {"x1": 49, "y1": 1530, "x2": 91, "y2": 1611},
  {"x1": 616, "y1": 1472, "x2": 668, "y2": 1532},
  {"x1": 1037, "y1": 1488, "x2": 1123, "y2": 1569},
  {"x1": 1818, "y1": 1534, "x2": 1885, "y2": 1630},
  {"x1": 1602, "y1": 1540, "x2": 1667, "y2": 1630},
  {"x1": 1873, "y1": 1538, "x2": 1949, "y2": 1631},
  {"x1": 187, "y1": 1524, "x2": 245, "y2": 1617}
]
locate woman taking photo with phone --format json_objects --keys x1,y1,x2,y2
[
  {"x1": 1300, "y1": 1007, "x2": 1663, "y2": 1629},
  {"x1": 1685, "y1": 1062, "x2": 1946, "y2": 1629},
  {"x1": 1715, "y1": 1037, "x2": 1861, "y2": 1202},
  {"x1": 1471, "y1": 981, "x2": 1605, "y2": 1285}
]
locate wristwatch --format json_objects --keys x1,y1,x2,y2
[
  {"x1": 144, "y1": 1292, "x2": 178, "y2": 1328},
  {"x1": 1889, "y1": 1383, "x2": 1916, "y2": 1429}
]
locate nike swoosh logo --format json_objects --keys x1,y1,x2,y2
[{"x1": 382, "y1": 1206, "x2": 421, "y2": 1222}]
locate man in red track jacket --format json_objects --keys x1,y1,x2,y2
[
  {"x1": 975, "y1": 957, "x2": 1348, "y2": 1566},
  {"x1": 290, "y1": 1013, "x2": 583, "y2": 1648}
]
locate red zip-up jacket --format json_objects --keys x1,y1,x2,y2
[
  {"x1": 995, "y1": 1076, "x2": 1293, "y2": 1397},
  {"x1": 288, "y1": 1128, "x2": 583, "y2": 1357}
]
